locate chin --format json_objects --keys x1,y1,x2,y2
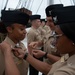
[{"x1": 19, "y1": 37, "x2": 25, "y2": 41}]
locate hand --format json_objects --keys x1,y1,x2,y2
[
  {"x1": 0, "y1": 41, "x2": 12, "y2": 54},
  {"x1": 12, "y1": 48, "x2": 27, "y2": 59},
  {"x1": 32, "y1": 50, "x2": 45, "y2": 58},
  {"x1": 29, "y1": 42, "x2": 38, "y2": 49}
]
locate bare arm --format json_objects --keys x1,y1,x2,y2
[
  {"x1": 32, "y1": 50, "x2": 60, "y2": 63},
  {"x1": 28, "y1": 41, "x2": 43, "y2": 49},
  {"x1": 14, "y1": 48, "x2": 52, "y2": 75},
  {"x1": 26, "y1": 54, "x2": 51, "y2": 74},
  {"x1": 46, "y1": 53, "x2": 60, "y2": 63}
]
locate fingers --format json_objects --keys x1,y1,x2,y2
[
  {"x1": 12, "y1": 48, "x2": 19, "y2": 51},
  {"x1": 18, "y1": 55, "x2": 23, "y2": 58},
  {"x1": 32, "y1": 50, "x2": 38, "y2": 53},
  {"x1": 32, "y1": 49, "x2": 41, "y2": 52},
  {"x1": 12, "y1": 48, "x2": 21, "y2": 57},
  {"x1": 28, "y1": 42, "x2": 38, "y2": 49},
  {"x1": 12, "y1": 48, "x2": 26, "y2": 59},
  {"x1": 13, "y1": 50, "x2": 20, "y2": 57}
]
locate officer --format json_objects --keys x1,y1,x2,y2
[
  {"x1": 27, "y1": 15, "x2": 43, "y2": 75},
  {"x1": 44, "y1": 4, "x2": 64, "y2": 52},
  {"x1": 47, "y1": 5, "x2": 75, "y2": 75},
  {"x1": 27, "y1": 15, "x2": 42, "y2": 50},
  {"x1": 42, "y1": 4, "x2": 63, "y2": 64},
  {"x1": 0, "y1": 10, "x2": 29, "y2": 75}
]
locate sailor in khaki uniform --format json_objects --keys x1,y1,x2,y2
[
  {"x1": 27, "y1": 15, "x2": 43, "y2": 75},
  {"x1": 42, "y1": 4, "x2": 64, "y2": 64},
  {"x1": 47, "y1": 6, "x2": 75, "y2": 75},
  {"x1": 0, "y1": 10, "x2": 29, "y2": 75},
  {"x1": 27, "y1": 15, "x2": 42, "y2": 49},
  {"x1": 43, "y1": 31, "x2": 57, "y2": 64}
]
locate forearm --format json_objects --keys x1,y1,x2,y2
[
  {"x1": 47, "y1": 53, "x2": 60, "y2": 63},
  {"x1": 4, "y1": 51, "x2": 20, "y2": 75},
  {"x1": 26, "y1": 54, "x2": 51, "y2": 74}
]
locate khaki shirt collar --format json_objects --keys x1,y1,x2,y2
[
  {"x1": 67, "y1": 54, "x2": 75, "y2": 66},
  {"x1": 4, "y1": 36, "x2": 19, "y2": 48}
]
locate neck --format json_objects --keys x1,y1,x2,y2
[
  {"x1": 8, "y1": 35, "x2": 19, "y2": 44},
  {"x1": 32, "y1": 25, "x2": 38, "y2": 29},
  {"x1": 69, "y1": 50, "x2": 75, "y2": 57}
]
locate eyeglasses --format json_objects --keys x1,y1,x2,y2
[
  {"x1": 49, "y1": 31, "x2": 64, "y2": 49},
  {"x1": 50, "y1": 31, "x2": 64, "y2": 39}
]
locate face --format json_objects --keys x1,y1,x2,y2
[
  {"x1": 51, "y1": 26, "x2": 75, "y2": 54},
  {"x1": 46, "y1": 17, "x2": 55, "y2": 30},
  {"x1": 35, "y1": 19, "x2": 41, "y2": 27},
  {"x1": 7, "y1": 23, "x2": 27, "y2": 43},
  {"x1": 41, "y1": 21, "x2": 45, "y2": 26}
]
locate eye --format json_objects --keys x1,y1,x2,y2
[{"x1": 20, "y1": 28, "x2": 25, "y2": 31}]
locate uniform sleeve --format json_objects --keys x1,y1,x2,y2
[
  {"x1": 0, "y1": 50, "x2": 5, "y2": 75},
  {"x1": 27, "y1": 31, "x2": 36, "y2": 44},
  {"x1": 53, "y1": 70, "x2": 71, "y2": 75},
  {"x1": 53, "y1": 65, "x2": 75, "y2": 75}
]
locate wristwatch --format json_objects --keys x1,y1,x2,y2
[{"x1": 24, "y1": 52, "x2": 28, "y2": 60}]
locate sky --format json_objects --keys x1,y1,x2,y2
[
  {"x1": 0, "y1": 0, "x2": 74, "y2": 18},
  {"x1": 0, "y1": 0, "x2": 47, "y2": 18}
]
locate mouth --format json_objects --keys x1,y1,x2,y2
[{"x1": 23, "y1": 34, "x2": 26, "y2": 36}]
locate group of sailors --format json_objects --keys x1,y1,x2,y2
[{"x1": 0, "y1": 3, "x2": 75, "y2": 75}]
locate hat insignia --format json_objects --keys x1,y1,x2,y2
[
  {"x1": 49, "y1": 11, "x2": 52, "y2": 15},
  {"x1": 53, "y1": 16, "x2": 58, "y2": 23}
]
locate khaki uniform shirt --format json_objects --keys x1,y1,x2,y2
[
  {"x1": 27, "y1": 27, "x2": 42, "y2": 44},
  {"x1": 44, "y1": 31, "x2": 57, "y2": 54},
  {"x1": 39, "y1": 25, "x2": 51, "y2": 41},
  {"x1": 0, "y1": 36, "x2": 28, "y2": 75},
  {"x1": 43, "y1": 25, "x2": 51, "y2": 35},
  {"x1": 43, "y1": 31, "x2": 57, "y2": 64},
  {"x1": 47, "y1": 54, "x2": 75, "y2": 75},
  {"x1": 38, "y1": 26, "x2": 46, "y2": 41}
]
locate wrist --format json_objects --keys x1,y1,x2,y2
[
  {"x1": 23, "y1": 52, "x2": 28, "y2": 60},
  {"x1": 43, "y1": 52, "x2": 48, "y2": 58}
]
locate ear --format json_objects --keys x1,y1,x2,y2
[{"x1": 6, "y1": 26, "x2": 13, "y2": 33}]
